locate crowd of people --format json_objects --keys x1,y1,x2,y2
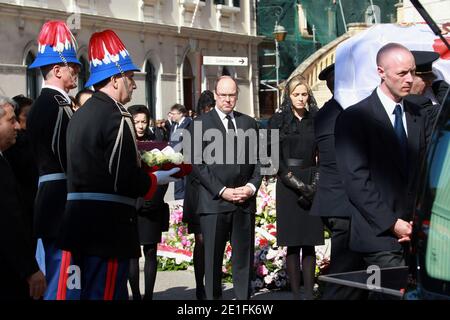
[{"x1": 0, "y1": 19, "x2": 448, "y2": 301}]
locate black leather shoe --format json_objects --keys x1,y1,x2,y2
[{"x1": 196, "y1": 286, "x2": 206, "y2": 300}]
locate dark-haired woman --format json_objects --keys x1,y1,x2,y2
[
  {"x1": 127, "y1": 104, "x2": 169, "y2": 300},
  {"x1": 268, "y1": 75, "x2": 323, "y2": 300}
]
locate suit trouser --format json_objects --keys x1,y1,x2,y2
[
  {"x1": 200, "y1": 209, "x2": 254, "y2": 300},
  {"x1": 321, "y1": 217, "x2": 367, "y2": 300},
  {"x1": 362, "y1": 249, "x2": 405, "y2": 300}
]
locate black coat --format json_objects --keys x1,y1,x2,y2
[
  {"x1": 310, "y1": 98, "x2": 352, "y2": 218},
  {"x1": 3, "y1": 131, "x2": 38, "y2": 233},
  {"x1": 57, "y1": 91, "x2": 153, "y2": 259},
  {"x1": 335, "y1": 90, "x2": 427, "y2": 253},
  {"x1": 27, "y1": 87, "x2": 73, "y2": 238},
  {"x1": 187, "y1": 109, "x2": 262, "y2": 215},
  {"x1": 0, "y1": 155, "x2": 39, "y2": 298},
  {"x1": 269, "y1": 108, "x2": 323, "y2": 246}
]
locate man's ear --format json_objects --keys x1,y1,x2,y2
[
  {"x1": 112, "y1": 76, "x2": 119, "y2": 89},
  {"x1": 377, "y1": 65, "x2": 385, "y2": 81},
  {"x1": 53, "y1": 65, "x2": 62, "y2": 79}
]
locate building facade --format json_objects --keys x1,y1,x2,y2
[{"x1": 0, "y1": 0, "x2": 262, "y2": 119}]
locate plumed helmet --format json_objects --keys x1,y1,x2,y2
[
  {"x1": 85, "y1": 29, "x2": 139, "y2": 87},
  {"x1": 29, "y1": 20, "x2": 81, "y2": 69}
]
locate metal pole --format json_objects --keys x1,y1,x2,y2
[
  {"x1": 275, "y1": 38, "x2": 280, "y2": 110},
  {"x1": 338, "y1": 0, "x2": 348, "y2": 33}
]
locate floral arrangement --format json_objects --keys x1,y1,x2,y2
[
  {"x1": 251, "y1": 177, "x2": 288, "y2": 291},
  {"x1": 157, "y1": 178, "x2": 331, "y2": 295},
  {"x1": 141, "y1": 146, "x2": 192, "y2": 178},
  {"x1": 157, "y1": 201, "x2": 194, "y2": 271},
  {"x1": 141, "y1": 146, "x2": 184, "y2": 167}
]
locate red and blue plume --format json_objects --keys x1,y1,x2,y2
[
  {"x1": 85, "y1": 29, "x2": 139, "y2": 87},
  {"x1": 88, "y1": 30, "x2": 129, "y2": 67},
  {"x1": 37, "y1": 20, "x2": 78, "y2": 54},
  {"x1": 28, "y1": 20, "x2": 80, "y2": 69}
]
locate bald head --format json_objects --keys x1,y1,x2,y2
[
  {"x1": 376, "y1": 43, "x2": 414, "y2": 68},
  {"x1": 376, "y1": 43, "x2": 415, "y2": 102}
]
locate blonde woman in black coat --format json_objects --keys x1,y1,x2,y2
[{"x1": 269, "y1": 75, "x2": 323, "y2": 299}]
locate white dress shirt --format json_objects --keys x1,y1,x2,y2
[
  {"x1": 214, "y1": 107, "x2": 238, "y2": 134},
  {"x1": 376, "y1": 86, "x2": 408, "y2": 136}
]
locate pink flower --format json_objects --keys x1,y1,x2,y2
[{"x1": 257, "y1": 264, "x2": 268, "y2": 276}]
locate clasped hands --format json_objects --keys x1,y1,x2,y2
[
  {"x1": 221, "y1": 186, "x2": 253, "y2": 204},
  {"x1": 391, "y1": 218, "x2": 413, "y2": 243}
]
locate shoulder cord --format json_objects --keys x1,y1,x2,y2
[
  {"x1": 52, "y1": 104, "x2": 73, "y2": 172},
  {"x1": 109, "y1": 101, "x2": 141, "y2": 192}
]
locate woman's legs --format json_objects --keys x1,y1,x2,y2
[
  {"x1": 286, "y1": 246, "x2": 301, "y2": 299},
  {"x1": 142, "y1": 244, "x2": 158, "y2": 300},
  {"x1": 301, "y1": 246, "x2": 316, "y2": 300},
  {"x1": 193, "y1": 233, "x2": 206, "y2": 300},
  {"x1": 128, "y1": 258, "x2": 141, "y2": 300}
]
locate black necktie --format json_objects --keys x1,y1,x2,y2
[
  {"x1": 225, "y1": 114, "x2": 237, "y2": 161},
  {"x1": 393, "y1": 104, "x2": 408, "y2": 165},
  {"x1": 226, "y1": 114, "x2": 236, "y2": 133}
]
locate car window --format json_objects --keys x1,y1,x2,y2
[{"x1": 426, "y1": 121, "x2": 450, "y2": 281}]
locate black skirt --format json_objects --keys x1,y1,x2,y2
[
  {"x1": 137, "y1": 184, "x2": 169, "y2": 245},
  {"x1": 276, "y1": 166, "x2": 324, "y2": 247}
]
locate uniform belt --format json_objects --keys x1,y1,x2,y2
[
  {"x1": 286, "y1": 158, "x2": 305, "y2": 167},
  {"x1": 67, "y1": 192, "x2": 143, "y2": 210},
  {"x1": 38, "y1": 173, "x2": 66, "y2": 187}
]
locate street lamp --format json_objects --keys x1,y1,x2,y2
[{"x1": 273, "y1": 22, "x2": 287, "y2": 110}]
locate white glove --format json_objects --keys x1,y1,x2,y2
[{"x1": 153, "y1": 167, "x2": 180, "y2": 185}]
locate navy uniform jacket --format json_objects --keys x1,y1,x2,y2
[
  {"x1": 27, "y1": 87, "x2": 73, "y2": 238},
  {"x1": 335, "y1": 91, "x2": 427, "y2": 253},
  {"x1": 0, "y1": 155, "x2": 39, "y2": 297},
  {"x1": 57, "y1": 91, "x2": 154, "y2": 259},
  {"x1": 310, "y1": 98, "x2": 352, "y2": 218}
]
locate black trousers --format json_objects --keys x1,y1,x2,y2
[
  {"x1": 200, "y1": 210, "x2": 254, "y2": 300},
  {"x1": 362, "y1": 249, "x2": 405, "y2": 300},
  {"x1": 321, "y1": 217, "x2": 367, "y2": 300}
]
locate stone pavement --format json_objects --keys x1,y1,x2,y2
[{"x1": 129, "y1": 268, "x2": 299, "y2": 300}]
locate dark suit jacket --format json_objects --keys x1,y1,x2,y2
[
  {"x1": 169, "y1": 117, "x2": 192, "y2": 149},
  {"x1": 310, "y1": 98, "x2": 352, "y2": 218},
  {"x1": 335, "y1": 90, "x2": 427, "y2": 253},
  {"x1": 187, "y1": 108, "x2": 262, "y2": 215},
  {"x1": 0, "y1": 155, "x2": 39, "y2": 294}
]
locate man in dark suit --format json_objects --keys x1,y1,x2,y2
[
  {"x1": 0, "y1": 97, "x2": 46, "y2": 300},
  {"x1": 169, "y1": 103, "x2": 192, "y2": 200},
  {"x1": 335, "y1": 43, "x2": 427, "y2": 276},
  {"x1": 310, "y1": 64, "x2": 366, "y2": 300},
  {"x1": 187, "y1": 76, "x2": 262, "y2": 300}
]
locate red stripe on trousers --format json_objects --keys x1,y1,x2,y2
[
  {"x1": 56, "y1": 251, "x2": 72, "y2": 300},
  {"x1": 109, "y1": 259, "x2": 118, "y2": 300},
  {"x1": 103, "y1": 260, "x2": 113, "y2": 300}
]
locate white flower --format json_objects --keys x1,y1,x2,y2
[
  {"x1": 266, "y1": 248, "x2": 278, "y2": 260},
  {"x1": 264, "y1": 274, "x2": 273, "y2": 284},
  {"x1": 168, "y1": 153, "x2": 184, "y2": 165}
]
